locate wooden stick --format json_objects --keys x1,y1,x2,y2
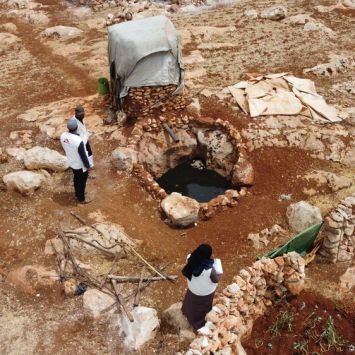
[
  {"x1": 111, "y1": 279, "x2": 134, "y2": 322},
  {"x1": 68, "y1": 235, "x2": 116, "y2": 257},
  {"x1": 125, "y1": 262, "x2": 173, "y2": 301},
  {"x1": 51, "y1": 240, "x2": 67, "y2": 292},
  {"x1": 70, "y1": 212, "x2": 105, "y2": 237},
  {"x1": 63, "y1": 230, "x2": 88, "y2": 235},
  {"x1": 134, "y1": 266, "x2": 146, "y2": 307},
  {"x1": 127, "y1": 244, "x2": 166, "y2": 280},
  {"x1": 108, "y1": 275, "x2": 177, "y2": 282}
]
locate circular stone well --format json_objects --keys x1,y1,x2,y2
[{"x1": 112, "y1": 115, "x2": 254, "y2": 225}]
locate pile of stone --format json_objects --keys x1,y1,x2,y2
[
  {"x1": 188, "y1": 252, "x2": 306, "y2": 354},
  {"x1": 319, "y1": 194, "x2": 355, "y2": 263},
  {"x1": 122, "y1": 84, "x2": 186, "y2": 118}
]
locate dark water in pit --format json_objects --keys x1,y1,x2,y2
[{"x1": 156, "y1": 160, "x2": 229, "y2": 203}]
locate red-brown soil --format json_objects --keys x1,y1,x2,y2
[{"x1": 243, "y1": 291, "x2": 355, "y2": 355}]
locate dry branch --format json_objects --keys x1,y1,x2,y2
[
  {"x1": 134, "y1": 266, "x2": 146, "y2": 307},
  {"x1": 108, "y1": 275, "x2": 178, "y2": 282},
  {"x1": 111, "y1": 279, "x2": 134, "y2": 322}
]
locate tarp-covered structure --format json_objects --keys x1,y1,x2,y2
[{"x1": 108, "y1": 15, "x2": 184, "y2": 107}]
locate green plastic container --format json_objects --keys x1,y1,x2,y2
[{"x1": 98, "y1": 77, "x2": 109, "y2": 94}]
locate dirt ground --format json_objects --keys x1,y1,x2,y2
[{"x1": 1, "y1": 0, "x2": 355, "y2": 354}]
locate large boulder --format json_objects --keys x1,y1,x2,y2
[
  {"x1": 24, "y1": 146, "x2": 68, "y2": 172},
  {"x1": 261, "y1": 6, "x2": 287, "y2": 20},
  {"x1": 286, "y1": 201, "x2": 322, "y2": 232},
  {"x1": 3, "y1": 170, "x2": 46, "y2": 194},
  {"x1": 164, "y1": 302, "x2": 195, "y2": 342},
  {"x1": 112, "y1": 147, "x2": 138, "y2": 172},
  {"x1": 120, "y1": 306, "x2": 159, "y2": 350},
  {"x1": 161, "y1": 192, "x2": 199, "y2": 227}
]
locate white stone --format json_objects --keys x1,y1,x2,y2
[
  {"x1": 3, "y1": 170, "x2": 46, "y2": 194},
  {"x1": 227, "y1": 283, "x2": 240, "y2": 294},
  {"x1": 120, "y1": 306, "x2": 159, "y2": 350},
  {"x1": 203, "y1": 0, "x2": 214, "y2": 6},
  {"x1": 161, "y1": 192, "x2": 199, "y2": 227},
  {"x1": 40, "y1": 26, "x2": 82, "y2": 39},
  {"x1": 24, "y1": 146, "x2": 68, "y2": 172},
  {"x1": 83, "y1": 289, "x2": 115, "y2": 319},
  {"x1": 6, "y1": 147, "x2": 26, "y2": 160},
  {"x1": 111, "y1": 147, "x2": 138, "y2": 172},
  {"x1": 286, "y1": 201, "x2": 322, "y2": 232},
  {"x1": 261, "y1": 6, "x2": 287, "y2": 20},
  {"x1": 244, "y1": 9, "x2": 258, "y2": 19}
]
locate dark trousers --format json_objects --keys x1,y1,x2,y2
[{"x1": 72, "y1": 168, "x2": 88, "y2": 202}]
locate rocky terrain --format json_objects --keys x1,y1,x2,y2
[{"x1": 1, "y1": 0, "x2": 355, "y2": 354}]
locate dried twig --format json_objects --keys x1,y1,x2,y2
[
  {"x1": 63, "y1": 230, "x2": 88, "y2": 235},
  {"x1": 67, "y1": 234, "x2": 116, "y2": 257},
  {"x1": 108, "y1": 275, "x2": 177, "y2": 282},
  {"x1": 134, "y1": 266, "x2": 146, "y2": 307},
  {"x1": 70, "y1": 212, "x2": 105, "y2": 237},
  {"x1": 111, "y1": 279, "x2": 134, "y2": 322},
  {"x1": 125, "y1": 262, "x2": 173, "y2": 301}
]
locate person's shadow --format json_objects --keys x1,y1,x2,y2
[{"x1": 52, "y1": 191, "x2": 81, "y2": 206}]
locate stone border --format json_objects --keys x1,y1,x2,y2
[
  {"x1": 319, "y1": 194, "x2": 355, "y2": 263},
  {"x1": 113, "y1": 115, "x2": 253, "y2": 220}
]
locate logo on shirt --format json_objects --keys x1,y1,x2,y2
[{"x1": 63, "y1": 139, "x2": 69, "y2": 143}]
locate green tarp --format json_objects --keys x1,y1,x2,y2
[{"x1": 258, "y1": 222, "x2": 324, "y2": 260}]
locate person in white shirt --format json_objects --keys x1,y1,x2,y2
[
  {"x1": 72, "y1": 106, "x2": 96, "y2": 179},
  {"x1": 181, "y1": 244, "x2": 219, "y2": 329},
  {"x1": 60, "y1": 118, "x2": 94, "y2": 204}
]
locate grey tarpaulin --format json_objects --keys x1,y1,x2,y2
[{"x1": 107, "y1": 15, "x2": 185, "y2": 99}]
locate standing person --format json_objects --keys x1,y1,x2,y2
[
  {"x1": 181, "y1": 244, "x2": 219, "y2": 329},
  {"x1": 61, "y1": 118, "x2": 94, "y2": 204},
  {"x1": 72, "y1": 105, "x2": 96, "y2": 179}
]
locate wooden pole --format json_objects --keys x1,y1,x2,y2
[
  {"x1": 134, "y1": 266, "x2": 146, "y2": 307},
  {"x1": 108, "y1": 275, "x2": 177, "y2": 282},
  {"x1": 111, "y1": 279, "x2": 134, "y2": 322}
]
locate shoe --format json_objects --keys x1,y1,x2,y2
[
  {"x1": 88, "y1": 175, "x2": 96, "y2": 180},
  {"x1": 79, "y1": 197, "x2": 94, "y2": 204}
]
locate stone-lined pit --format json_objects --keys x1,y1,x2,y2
[{"x1": 112, "y1": 114, "x2": 254, "y2": 225}]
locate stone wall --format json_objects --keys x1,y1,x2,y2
[
  {"x1": 187, "y1": 252, "x2": 306, "y2": 354},
  {"x1": 319, "y1": 194, "x2": 355, "y2": 263},
  {"x1": 122, "y1": 85, "x2": 186, "y2": 118}
]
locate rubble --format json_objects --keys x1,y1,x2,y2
[{"x1": 188, "y1": 252, "x2": 306, "y2": 354}]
